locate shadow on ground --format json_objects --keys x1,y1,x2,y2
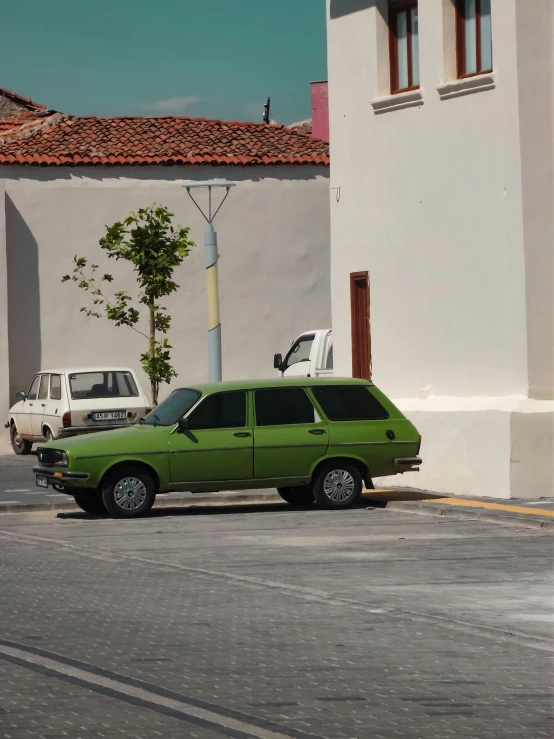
[{"x1": 56, "y1": 489, "x2": 442, "y2": 522}]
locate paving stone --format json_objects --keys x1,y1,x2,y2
[{"x1": 0, "y1": 507, "x2": 551, "y2": 738}]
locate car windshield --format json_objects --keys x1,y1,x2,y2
[
  {"x1": 69, "y1": 371, "x2": 139, "y2": 400},
  {"x1": 142, "y1": 388, "x2": 202, "y2": 426}
]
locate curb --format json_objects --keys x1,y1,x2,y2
[
  {"x1": 386, "y1": 500, "x2": 554, "y2": 530},
  {"x1": 0, "y1": 492, "x2": 282, "y2": 515}
]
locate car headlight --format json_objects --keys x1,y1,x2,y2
[{"x1": 38, "y1": 449, "x2": 68, "y2": 466}]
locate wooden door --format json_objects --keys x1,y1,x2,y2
[{"x1": 350, "y1": 271, "x2": 371, "y2": 380}]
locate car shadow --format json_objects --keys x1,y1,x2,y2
[
  {"x1": 56, "y1": 490, "x2": 441, "y2": 522},
  {"x1": 56, "y1": 498, "x2": 389, "y2": 522}
]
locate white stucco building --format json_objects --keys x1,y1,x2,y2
[
  {"x1": 327, "y1": 0, "x2": 553, "y2": 498},
  {"x1": 0, "y1": 90, "x2": 330, "y2": 417}
]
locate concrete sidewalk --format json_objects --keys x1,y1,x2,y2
[
  {"x1": 367, "y1": 489, "x2": 554, "y2": 530},
  {"x1": 0, "y1": 484, "x2": 552, "y2": 529}
]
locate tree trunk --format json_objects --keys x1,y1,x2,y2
[{"x1": 149, "y1": 303, "x2": 157, "y2": 406}]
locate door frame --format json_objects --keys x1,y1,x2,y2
[{"x1": 350, "y1": 271, "x2": 372, "y2": 380}]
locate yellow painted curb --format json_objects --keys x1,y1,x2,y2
[
  {"x1": 365, "y1": 490, "x2": 554, "y2": 517},
  {"x1": 430, "y1": 498, "x2": 554, "y2": 517}
]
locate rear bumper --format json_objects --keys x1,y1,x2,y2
[
  {"x1": 33, "y1": 465, "x2": 89, "y2": 481},
  {"x1": 394, "y1": 457, "x2": 422, "y2": 470}
]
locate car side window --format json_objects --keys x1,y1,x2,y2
[
  {"x1": 187, "y1": 391, "x2": 247, "y2": 430},
  {"x1": 283, "y1": 335, "x2": 314, "y2": 370},
  {"x1": 312, "y1": 385, "x2": 389, "y2": 421},
  {"x1": 38, "y1": 375, "x2": 49, "y2": 401},
  {"x1": 325, "y1": 342, "x2": 333, "y2": 370},
  {"x1": 255, "y1": 388, "x2": 317, "y2": 426},
  {"x1": 27, "y1": 375, "x2": 41, "y2": 401},
  {"x1": 50, "y1": 375, "x2": 62, "y2": 401}
]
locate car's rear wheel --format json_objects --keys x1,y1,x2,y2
[
  {"x1": 101, "y1": 465, "x2": 156, "y2": 519},
  {"x1": 312, "y1": 462, "x2": 363, "y2": 510},
  {"x1": 73, "y1": 495, "x2": 108, "y2": 516},
  {"x1": 10, "y1": 424, "x2": 32, "y2": 455},
  {"x1": 277, "y1": 486, "x2": 315, "y2": 506},
  {"x1": 43, "y1": 427, "x2": 54, "y2": 443}
]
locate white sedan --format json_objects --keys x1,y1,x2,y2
[{"x1": 5, "y1": 367, "x2": 150, "y2": 455}]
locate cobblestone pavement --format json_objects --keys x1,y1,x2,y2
[{"x1": 0, "y1": 506, "x2": 552, "y2": 738}]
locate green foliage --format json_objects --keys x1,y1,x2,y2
[{"x1": 62, "y1": 204, "x2": 194, "y2": 405}]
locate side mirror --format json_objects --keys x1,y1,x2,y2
[
  {"x1": 273, "y1": 353, "x2": 283, "y2": 370},
  {"x1": 177, "y1": 417, "x2": 190, "y2": 432},
  {"x1": 16, "y1": 391, "x2": 26, "y2": 402}
]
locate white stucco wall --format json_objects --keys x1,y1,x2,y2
[
  {"x1": 326, "y1": 0, "x2": 553, "y2": 497},
  {"x1": 2, "y1": 165, "x2": 330, "y2": 410},
  {"x1": 328, "y1": 0, "x2": 527, "y2": 397},
  {"x1": 0, "y1": 181, "x2": 9, "y2": 421},
  {"x1": 515, "y1": 0, "x2": 554, "y2": 401}
]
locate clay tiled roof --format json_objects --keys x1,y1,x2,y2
[
  {"x1": 288, "y1": 118, "x2": 312, "y2": 136},
  {"x1": 0, "y1": 113, "x2": 329, "y2": 167},
  {"x1": 0, "y1": 87, "x2": 46, "y2": 112}
]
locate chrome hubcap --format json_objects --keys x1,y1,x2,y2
[
  {"x1": 323, "y1": 469, "x2": 355, "y2": 502},
  {"x1": 13, "y1": 431, "x2": 22, "y2": 447},
  {"x1": 114, "y1": 477, "x2": 147, "y2": 511}
]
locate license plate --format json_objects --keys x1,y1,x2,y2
[
  {"x1": 92, "y1": 411, "x2": 126, "y2": 421},
  {"x1": 36, "y1": 475, "x2": 48, "y2": 488}
]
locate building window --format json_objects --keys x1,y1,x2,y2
[
  {"x1": 456, "y1": 0, "x2": 492, "y2": 78},
  {"x1": 389, "y1": 0, "x2": 420, "y2": 94}
]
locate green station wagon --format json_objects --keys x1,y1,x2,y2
[{"x1": 33, "y1": 378, "x2": 422, "y2": 518}]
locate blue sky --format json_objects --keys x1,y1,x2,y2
[{"x1": 2, "y1": 0, "x2": 327, "y2": 125}]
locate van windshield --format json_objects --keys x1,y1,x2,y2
[
  {"x1": 142, "y1": 388, "x2": 202, "y2": 426},
  {"x1": 69, "y1": 371, "x2": 139, "y2": 400}
]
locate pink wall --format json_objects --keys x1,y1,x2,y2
[{"x1": 310, "y1": 81, "x2": 329, "y2": 142}]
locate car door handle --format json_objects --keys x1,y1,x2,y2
[
  {"x1": 41, "y1": 404, "x2": 46, "y2": 407},
  {"x1": 308, "y1": 429, "x2": 326, "y2": 435},
  {"x1": 233, "y1": 432, "x2": 252, "y2": 438}
]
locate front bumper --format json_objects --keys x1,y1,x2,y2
[{"x1": 33, "y1": 465, "x2": 89, "y2": 482}]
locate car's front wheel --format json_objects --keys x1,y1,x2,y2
[
  {"x1": 10, "y1": 424, "x2": 32, "y2": 455},
  {"x1": 277, "y1": 486, "x2": 315, "y2": 506},
  {"x1": 73, "y1": 495, "x2": 108, "y2": 516},
  {"x1": 312, "y1": 462, "x2": 363, "y2": 510},
  {"x1": 101, "y1": 465, "x2": 156, "y2": 519}
]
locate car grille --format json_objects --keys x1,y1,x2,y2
[{"x1": 37, "y1": 448, "x2": 65, "y2": 466}]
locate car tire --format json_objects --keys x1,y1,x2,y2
[
  {"x1": 10, "y1": 424, "x2": 32, "y2": 455},
  {"x1": 101, "y1": 465, "x2": 156, "y2": 519},
  {"x1": 43, "y1": 427, "x2": 54, "y2": 443},
  {"x1": 312, "y1": 462, "x2": 363, "y2": 510},
  {"x1": 277, "y1": 486, "x2": 315, "y2": 506},
  {"x1": 73, "y1": 495, "x2": 108, "y2": 516}
]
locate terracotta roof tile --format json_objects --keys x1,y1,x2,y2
[
  {"x1": 0, "y1": 87, "x2": 46, "y2": 112},
  {"x1": 0, "y1": 114, "x2": 329, "y2": 167}
]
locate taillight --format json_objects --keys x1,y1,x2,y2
[
  {"x1": 417, "y1": 435, "x2": 422, "y2": 455},
  {"x1": 145, "y1": 408, "x2": 152, "y2": 415},
  {"x1": 62, "y1": 412, "x2": 71, "y2": 429}
]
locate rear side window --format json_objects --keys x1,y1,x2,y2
[
  {"x1": 50, "y1": 375, "x2": 62, "y2": 400},
  {"x1": 188, "y1": 391, "x2": 246, "y2": 430},
  {"x1": 312, "y1": 385, "x2": 389, "y2": 421},
  {"x1": 255, "y1": 388, "x2": 316, "y2": 426}
]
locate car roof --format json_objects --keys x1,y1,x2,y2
[
  {"x1": 177, "y1": 377, "x2": 373, "y2": 394},
  {"x1": 37, "y1": 367, "x2": 136, "y2": 375}
]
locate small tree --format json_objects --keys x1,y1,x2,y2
[{"x1": 62, "y1": 204, "x2": 194, "y2": 405}]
